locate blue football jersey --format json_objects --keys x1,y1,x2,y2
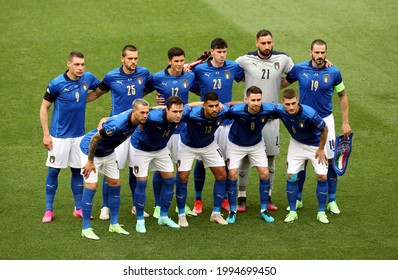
[
  {"x1": 102, "y1": 66, "x2": 153, "y2": 116},
  {"x1": 276, "y1": 104, "x2": 326, "y2": 146},
  {"x1": 131, "y1": 106, "x2": 191, "y2": 151},
  {"x1": 228, "y1": 102, "x2": 277, "y2": 146},
  {"x1": 47, "y1": 71, "x2": 100, "y2": 138},
  {"x1": 152, "y1": 67, "x2": 198, "y2": 104},
  {"x1": 192, "y1": 59, "x2": 244, "y2": 103},
  {"x1": 287, "y1": 60, "x2": 344, "y2": 118},
  {"x1": 80, "y1": 109, "x2": 138, "y2": 157},
  {"x1": 180, "y1": 104, "x2": 230, "y2": 148},
  {"x1": 152, "y1": 67, "x2": 198, "y2": 134}
]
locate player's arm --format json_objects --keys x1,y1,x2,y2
[
  {"x1": 280, "y1": 75, "x2": 293, "y2": 89},
  {"x1": 86, "y1": 82, "x2": 109, "y2": 102},
  {"x1": 186, "y1": 101, "x2": 204, "y2": 107},
  {"x1": 40, "y1": 96, "x2": 54, "y2": 151},
  {"x1": 225, "y1": 100, "x2": 244, "y2": 107},
  {"x1": 316, "y1": 124, "x2": 329, "y2": 165},
  {"x1": 82, "y1": 130, "x2": 104, "y2": 179},
  {"x1": 338, "y1": 89, "x2": 351, "y2": 138}
]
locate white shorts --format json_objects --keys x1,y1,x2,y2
[
  {"x1": 129, "y1": 146, "x2": 174, "y2": 177},
  {"x1": 167, "y1": 133, "x2": 180, "y2": 164},
  {"x1": 323, "y1": 114, "x2": 336, "y2": 159},
  {"x1": 46, "y1": 136, "x2": 83, "y2": 168},
  {"x1": 227, "y1": 140, "x2": 268, "y2": 170},
  {"x1": 177, "y1": 140, "x2": 225, "y2": 172},
  {"x1": 114, "y1": 136, "x2": 131, "y2": 169},
  {"x1": 80, "y1": 152, "x2": 119, "y2": 183},
  {"x1": 261, "y1": 119, "x2": 280, "y2": 156},
  {"x1": 287, "y1": 138, "x2": 328, "y2": 175},
  {"x1": 215, "y1": 123, "x2": 231, "y2": 159}
]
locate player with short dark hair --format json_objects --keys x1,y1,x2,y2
[
  {"x1": 129, "y1": 96, "x2": 201, "y2": 233},
  {"x1": 150, "y1": 46, "x2": 199, "y2": 219},
  {"x1": 40, "y1": 51, "x2": 101, "y2": 223},
  {"x1": 276, "y1": 89, "x2": 330, "y2": 223},
  {"x1": 177, "y1": 92, "x2": 231, "y2": 226},
  {"x1": 226, "y1": 86, "x2": 277, "y2": 224},
  {"x1": 191, "y1": 37, "x2": 244, "y2": 214}
]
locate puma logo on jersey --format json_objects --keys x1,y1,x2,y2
[
  {"x1": 204, "y1": 73, "x2": 210, "y2": 78},
  {"x1": 252, "y1": 62, "x2": 258, "y2": 67},
  {"x1": 302, "y1": 73, "x2": 309, "y2": 78},
  {"x1": 162, "y1": 82, "x2": 168, "y2": 86},
  {"x1": 117, "y1": 80, "x2": 123, "y2": 85}
]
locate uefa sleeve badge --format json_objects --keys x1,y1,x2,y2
[{"x1": 333, "y1": 132, "x2": 354, "y2": 176}]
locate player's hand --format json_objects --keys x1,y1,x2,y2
[
  {"x1": 43, "y1": 135, "x2": 53, "y2": 151},
  {"x1": 342, "y1": 123, "x2": 352, "y2": 139},
  {"x1": 97, "y1": 117, "x2": 108, "y2": 130},
  {"x1": 82, "y1": 161, "x2": 96, "y2": 179},
  {"x1": 156, "y1": 93, "x2": 165, "y2": 105},
  {"x1": 315, "y1": 149, "x2": 327, "y2": 165},
  {"x1": 325, "y1": 59, "x2": 333, "y2": 68}
]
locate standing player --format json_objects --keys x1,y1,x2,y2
[
  {"x1": 276, "y1": 89, "x2": 330, "y2": 224},
  {"x1": 177, "y1": 92, "x2": 231, "y2": 227},
  {"x1": 40, "y1": 51, "x2": 101, "y2": 223},
  {"x1": 129, "y1": 96, "x2": 200, "y2": 233},
  {"x1": 79, "y1": 99, "x2": 150, "y2": 240},
  {"x1": 226, "y1": 86, "x2": 277, "y2": 224},
  {"x1": 88, "y1": 45, "x2": 153, "y2": 220},
  {"x1": 191, "y1": 38, "x2": 244, "y2": 214},
  {"x1": 235, "y1": 29, "x2": 295, "y2": 212},
  {"x1": 281, "y1": 39, "x2": 351, "y2": 215},
  {"x1": 150, "y1": 47, "x2": 199, "y2": 218}
]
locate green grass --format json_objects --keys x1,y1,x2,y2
[{"x1": 0, "y1": 0, "x2": 397, "y2": 262}]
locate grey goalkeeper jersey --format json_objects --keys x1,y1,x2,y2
[{"x1": 236, "y1": 50, "x2": 294, "y2": 103}]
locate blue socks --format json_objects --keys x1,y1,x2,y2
[
  {"x1": 129, "y1": 167, "x2": 137, "y2": 207},
  {"x1": 297, "y1": 169, "x2": 306, "y2": 201},
  {"x1": 101, "y1": 177, "x2": 109, "y2": 208},
  {"x1": 226, "y1": 179, "x2": 236, "y2": 212},
  {"x1": 81, "y1": 188, "x2": 96, "y2": 229},
  {"x1": 108, "y1": 186, "x2": 120, "y2": 225},
  {"x1": 70, "y1": 168, "x2": 83, "y2": 210},
  {"x1": 286, "y1": 180, "x2": 298, "y2": 211},
  {"x1": 176, "y1": 180, "x2": 188, "y2": 214},
  {"x1": 259, "y1": 179, "x2": 270, "y2": 211},
  {"x1": 160, "y1": 177, "x2": 175, "y2": 217},
  {"x1": 327, "y1": 166, "x2": 338, "y2": 203},
  {"x1": 152, "y1": 172, "x2": 162, "y2": 207},
  {"x1": 134, "y1": 180, "x2": 147, "y2": 220},
  {"x1": 316, "y1": 180, "x2": 328, "y2": 212},
  {"x1": 45, "y1": 167, "x2": 60, "y2": 210},
  {"x1": 194, "y1": 161, "x2": 205, "y2": 200}
]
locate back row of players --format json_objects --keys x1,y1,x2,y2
[{"x1": 40, "y1": 29, "x2": 351, "y2": 240}]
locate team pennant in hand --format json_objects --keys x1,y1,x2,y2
[{"x1": 333, "y1": 132, "x2": 354, "y2": 176}]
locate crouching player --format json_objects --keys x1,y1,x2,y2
[
  {"x1": 276, "y1": 89, "x2": 330, "y2": 224},
  {"x1": 79, "y1": 99, "x2": 150, "y2": 240}
]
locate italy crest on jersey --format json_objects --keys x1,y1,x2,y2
[
  {"x1": 333, "y1": 132, "x2": 354, "y2": 176},
  {"x1": 261, "y1": 116, "x2": 267, "y2": 123},
  {"x1": 224, "y1": 71, "x2": 231, "y2": 79},
  {"x1": 299, "y1": 120, "x2": 305, "y2": 128},
  {"x1": 323, "y1": 74, "x2": 330, "y2": 83},
  {"x1": 182, "y1": 79, "x2": 188, "y2": 88},
  {"x1": 138, "y1": 76, "x2": 143, "y2": 85},
  {"x1": 82, "y1": 82, "x2": 88, "y2": 91},
  {"x1": 134, "y1": 166, "x2": 139, "y2": 175},
  {"x1": 274, "y1": 62, "x2": 280, "y2": 70}
]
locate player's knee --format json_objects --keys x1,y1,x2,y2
[
  {"x1": 317, "y1": 174, "x2": 327, "y2": 181},
  {"x1": 287, "y1": 173, "x2": 298, "y2": 182}
]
